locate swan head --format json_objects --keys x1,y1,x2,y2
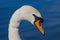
[
  {"x1": 32, "y1": 14, "x2": 44, "y2": 35},
  {"x1": 8, "y1": 5, "x2": 45, "y2": 40},
  {"x1": 19, "y1": 5, "x2": 45, "y2": 35},
  {"x1": 29, "y1": 13, "x2": 44, "y2": 35}
]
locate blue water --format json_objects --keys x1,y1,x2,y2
[{"x1": 0, "y1": 0, "x2": 60, "y2": 40}]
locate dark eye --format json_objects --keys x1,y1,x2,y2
[{"x1": 33, "y1": 14, "x2": 44, "y2": 23}]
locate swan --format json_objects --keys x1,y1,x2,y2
[{"x1": 8, "y1": 5, "x2": 45, "y2": 40}]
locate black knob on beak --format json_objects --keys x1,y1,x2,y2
[{"x1": 33, "y1": 14, "x2": 44, "y2": 23}]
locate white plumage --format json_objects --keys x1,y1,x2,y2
[{"x1": 8, "y1": 5, "x2": 43, "y2": 40}]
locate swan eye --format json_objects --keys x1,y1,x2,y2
[{"x1": 33, "y1": 14, "x2": 44, "y2": 23}]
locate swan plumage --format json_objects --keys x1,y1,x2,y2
[{"x1": 8, "y1": 5, "x2": 45, "y2": 40}]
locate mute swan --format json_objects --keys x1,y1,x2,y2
[{"x1": 8, "y1": 5, "x2": 45, "y2": 40}]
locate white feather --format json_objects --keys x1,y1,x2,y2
[{"x1": 8, "y1": 5, "x2": 42, "y2": 40}]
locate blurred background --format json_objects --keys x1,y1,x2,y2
[{"x1": 0, "y1": 0, "x2": 60, "y2": 40}]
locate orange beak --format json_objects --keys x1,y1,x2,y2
[{"x1": 34, "y1": 20, "x2": 45, "y2": 35}]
